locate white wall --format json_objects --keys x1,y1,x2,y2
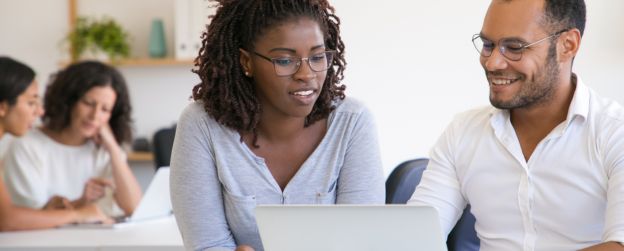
[
  {"x1": 1, "y1": 0, "x2": 623, "y2": 175},
  {"x1": 333, "y1": 0, "x2": 624, "y2": 174}
]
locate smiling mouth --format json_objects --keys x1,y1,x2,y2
[
  {"x1": 490, "y1": 77, "x2": 520, "y2": 86},
  {"x1": 291, "y1": 90, "x2": 314, "y2": 96}
]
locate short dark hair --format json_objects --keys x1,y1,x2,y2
[
  {"x1": 542, "y1": 0, "x2": 586, "y2": 36},
  {"x1": 43, "y1": 61, "x2": 133, "y2": 144},
  {"x1": 0, "y1": 56, "x2": 36, "y2": 106},
  {"x1": 192, "y1": 0, "x2": 346, "y2": 138}
]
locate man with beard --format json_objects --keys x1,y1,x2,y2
[{"x1": 408, "y1": 0, "x2": 624, "y2": 250}]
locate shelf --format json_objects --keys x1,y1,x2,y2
[
  {"x1": 59, "y1": 58, "x2": 194, "y2": 68},
  {"x1": 128, "y1": 151, "x2": 154, "y2": 162},
  {"x1": 111, "y1": 58, "x2": 195, "y2": 67},
  {"x1": 65, "y1": 0, "x2": 199, "y2": 68}
]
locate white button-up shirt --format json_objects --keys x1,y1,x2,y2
[{"x1": 409, "y1": 75, "x2": 624, "y2": 251}]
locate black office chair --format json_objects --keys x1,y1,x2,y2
[
  {"x1": 152, "y1": 125, "x2": 176, "y2": 169},
  {"x1": 385, "y1": 158, "x2": 480, "y2": 251}
]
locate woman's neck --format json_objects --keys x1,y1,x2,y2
[
  {"x1": 42, "y1": 127, "x2": 87, "y2": 146},
  {"x1": 257, "y1": 111, "x2": 309, "y2": 143}
]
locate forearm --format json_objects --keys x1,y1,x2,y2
[
  {"x1": 1, "y1": 179, "x2": 78, "y2": 231},
  {"x1": 0, "y1": 206, "x2": 78, "y2": 231},
  {"x1": 580, "y1": 242, "x2": 624, "y2": 251},
  {"x1": 108, "y1": 145, "x2": 142, "y2": 215}
]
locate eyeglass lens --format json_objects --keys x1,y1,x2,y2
[
  {"x1": 472, "y1": 36, "x2": 526, "y2": 61},
  {"x1": 273, "y1": 51, "x2": 334, "y2": 76}
]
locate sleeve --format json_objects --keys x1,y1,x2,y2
[
  {"x1": 169, "y1": 104, "x2": 236, "y2": 251},
  {"x1": 335, "y1": 105, "x2": 385, "y2": 204},
  {"x1": 407, "y1": 115, "x2": 467, "y2": 236},
  {"x1": 2, "y1": 137, "x2": 47, "y2": 209},
  {"x1": 602, "y1": 118, "x2": 624, "y2": 244}
]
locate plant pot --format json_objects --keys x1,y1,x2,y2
[{"x1": 80, "y1": 48, "x2": 110, "y2": 62}]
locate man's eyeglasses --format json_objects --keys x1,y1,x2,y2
[
  {"x1": 471, "y1": 29, "x2": 568, "y2": 61},
  {"x1": 252, "y1": 51, "x2": 335, "y2": 77}
]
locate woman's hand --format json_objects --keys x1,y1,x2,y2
[
  {"x1": 74, "y1": 178, "x2": 115, "y2": 208},
  {"x1": 93, "y1": 123, "x2": 119, "y2": 152},
  {"x1": 235, "y1": 245, "x2": 255, "y2": 251},
  {"x1": 43, "y1": 195, "x2": 73, "y2": 210},
  {"x1": 74, "y1": 204, "x2": 114, "y2": 224}
]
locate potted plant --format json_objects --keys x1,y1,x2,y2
[{"x1": 67, "y1": 17, "x2": 131, "y2": 62}]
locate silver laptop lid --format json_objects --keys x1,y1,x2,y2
[
  {"x1": 255, "y1": 205, "x2": 447, "y2": 251},
  {"x1": 130, "y1": 167, "x2": 172, "y2": 221}
]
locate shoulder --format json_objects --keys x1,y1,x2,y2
[
  {"x1": 331, "y1": 97, "x2": 373, "y2": 119},
  {"x1": 180, "y1": 101, "x2": 209, "y2": 121},
  {"x1": 587, "y1": 90, "x2": 624, "y2": 145},
  {"x1": 3, "y1": 129, "x2": 48, "y2": 170},
  {"x1": 178, "y1": 101, "x2": 222, "y2": 130},
  {"x1": 449, "y1": 105, "x2": 495, "y2": 130},
  {"x1": 589, "y1": 89, "x2": 624, "y2": 124},
  {"x1": 328, "y1": 97, "x2": 377, "y2": 130},
  {"x1": 7, "y1": 128, "x2": 47, "y2": 151},
  {"x1": 434, "y1": 105, "x2": 498, "y2": 147},
  {"x1": 325, "y1": 97, "x2": 379, "y2": 140},
  {"x1": 176, "y1": 101, "x2": 238, "y2": 145}
]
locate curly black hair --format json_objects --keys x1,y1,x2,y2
[
  {"x1": 43, "y1": 61, "x2": 133, "y2": 144},
  {"x1": 192, "y1": 0, "x2": 346, "y2": 145},
  {"x1": 0, "y1": 56, "x2": 35, "y2": 106}
]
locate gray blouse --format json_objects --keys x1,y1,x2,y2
[{"x1": 170, "y1": 97, "x2": 385, "y2": 251}]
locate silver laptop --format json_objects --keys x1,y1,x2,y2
[
  {"x1": 255, "y1": 205, "x2": 447, "y2": 251},
  {"x1": 63, "y1": 167, "x2": 172, "y2": 228}
]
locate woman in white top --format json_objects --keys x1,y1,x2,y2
[
  {"x1": 0, "y1": 56, "x2": 110, "y2": 231},
  {"x1": 3, "y1": 61, "x2": 142, "y2": 217}
]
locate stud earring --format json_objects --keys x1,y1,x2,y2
[{"x1": 245, "y1": 71, "x2": 251, "y2": 77}]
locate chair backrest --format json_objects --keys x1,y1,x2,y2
[
  {"x1": 385, "y1": 158, "x2": 480, "y2": 251},
  {"x1": 385, "y1": 158, "x2": 428, "y2": 204},
  {"x1": 152, "y1": 125, "x2": 176, "y2": 169}
]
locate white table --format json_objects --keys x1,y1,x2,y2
[{"x1": 0, "y1": 216, "x2": 184, "y2": 251}]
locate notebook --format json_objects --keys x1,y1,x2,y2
[
  {"x1": 63, "y1": 167, "x2": 172, "y2": 229},
  {"x1": 255, "y1": 205, "x2": 447, "y2": 251}
]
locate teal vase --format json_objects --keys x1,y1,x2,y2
[{"x1": 149, "y1": 19, "x2": 167, "y2": 58}]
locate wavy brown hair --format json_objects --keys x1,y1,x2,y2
[
  {"x1": 43, "y1": 61, "x2": 133, "y2": 144},
  {"x1": 192, "y1": 0, "x2": 346, "y2": 144}
]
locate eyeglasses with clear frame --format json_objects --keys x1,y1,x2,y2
[
  {"x1": 252, "y1": 51, "x2": 335, "y2": 77},
  {"x1": 471, "y1": 29, "x2": 568, "y2": 61}
]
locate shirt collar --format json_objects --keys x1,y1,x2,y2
[{"x1": 566, "y1": 73, "x2": 589, "y2": 123}]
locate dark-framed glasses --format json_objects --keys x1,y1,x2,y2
[
  {"x1": 253, "y1": 51, "x2": 335, "y2": 77},
  {"x1": 471, "y1": 29, "x2": 568, "y2": 61}
]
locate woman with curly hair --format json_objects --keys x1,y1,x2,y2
[
  {"x1": 170, "y1": 0, "x2": 384, "y2": 250},
  {"x1": 0, "y1": 56, "x2": 111, "y2": 231},
  {"x1": 3, "y1": 61, "x2": 142, "y2": 219}
]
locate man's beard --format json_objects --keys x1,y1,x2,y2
[{"x1": 490, "y1": 43, "x2": 560, "y2": 110}]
